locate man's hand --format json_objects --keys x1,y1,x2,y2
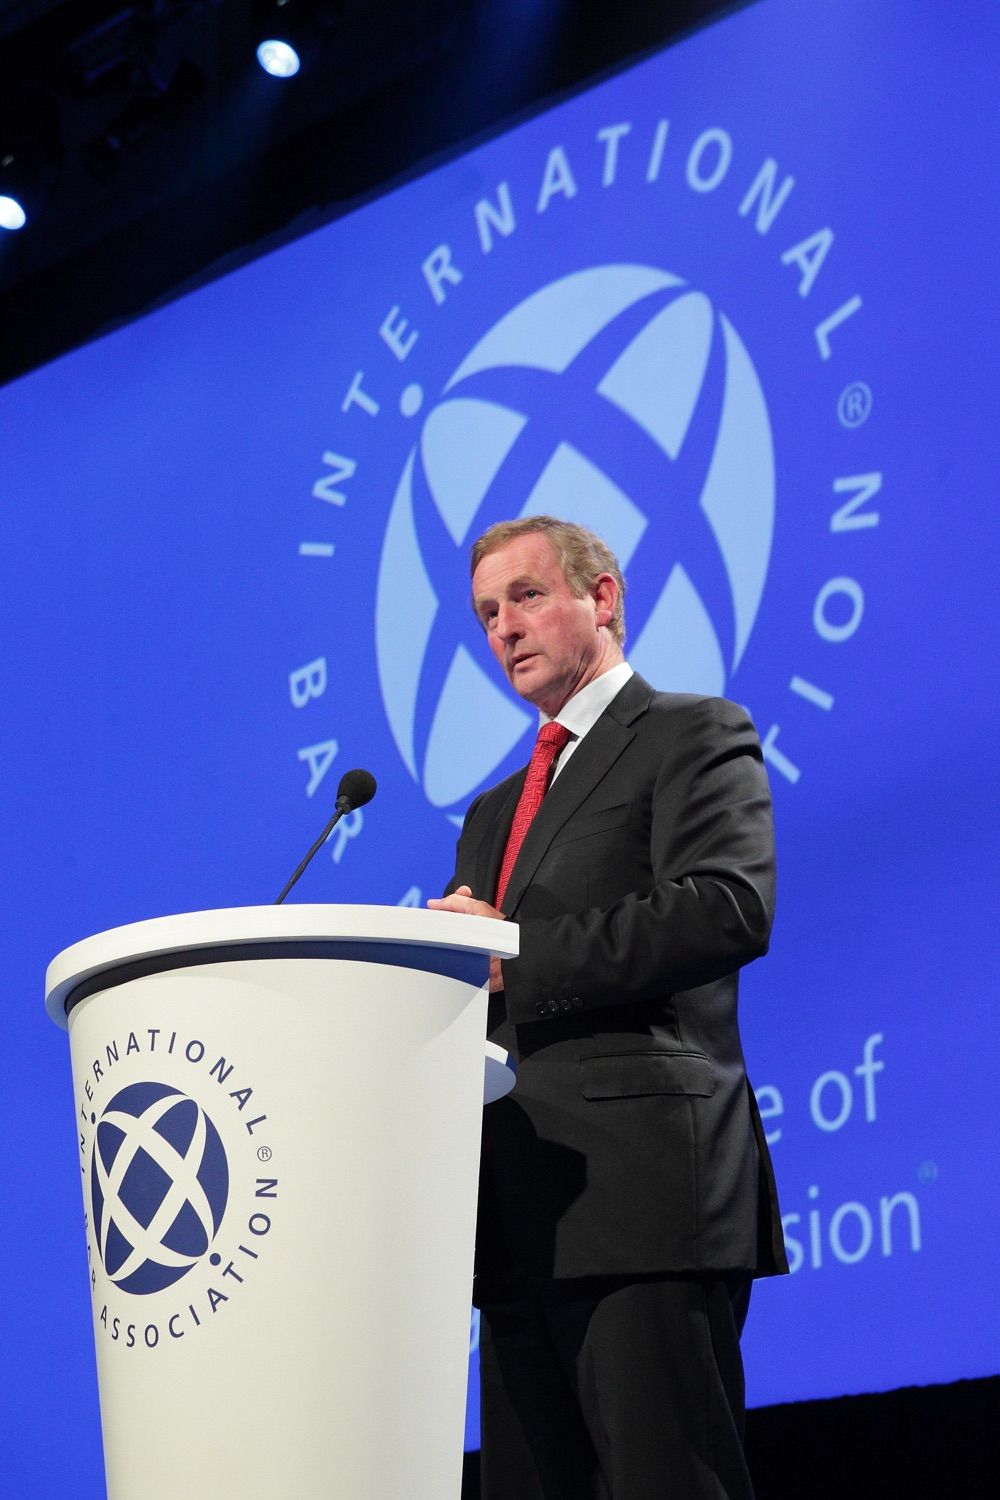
[
  {"x1": 428, "y1": 884, "x2": 503, "y2": 920},
  {"x1": 427, "y1": 885, "x2": 506, "y2": 990}
]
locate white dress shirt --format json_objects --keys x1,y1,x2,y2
[{"x1": 543, "y1": 661, "x2": 634, "y2": 781}]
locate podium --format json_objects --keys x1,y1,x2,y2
[{"x1": 45, "y1": 904, "x2": 519, "y2": 1500}]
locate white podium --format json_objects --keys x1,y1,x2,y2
[{"x1": 45, "y1": 905, "x2": 519, "y2": 1500}]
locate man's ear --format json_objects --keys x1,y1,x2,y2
[{"x1": 592, "y1": 572, "x2": 618, "y2": 629}]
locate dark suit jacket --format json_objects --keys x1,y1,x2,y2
[{"x1": 450, "y1": 674, "x2": 787, "y2": 1292}]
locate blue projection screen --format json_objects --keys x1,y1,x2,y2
[{"x1": 3, "y1": 0, "x2": 999, "y2": 1489}]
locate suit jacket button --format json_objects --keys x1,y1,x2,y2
[
  {"x1": 535, "y1": 1002, "x2": 549, "y2": 1017},
  {"x1": 570, "y1": 996, "x2": 583, "y2": 1010}
]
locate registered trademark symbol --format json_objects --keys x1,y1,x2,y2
[
  {"x1": 837, "y1": 380, "x2": 872, "y2": 428},
  {"x1": 917, "y1": 1160, "x2": 938, "y2": 1184},
  {"x1": 257, "y1": 1145, "x2": 273, "y2": 1162}
]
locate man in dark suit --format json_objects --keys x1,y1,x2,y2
[{"x1": 429, "y1": 516, "x2": 785, "y2": 1500}]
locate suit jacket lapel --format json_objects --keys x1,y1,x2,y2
[{"x1": 500, "y1": 673, "x2": 654, "y2": 918}]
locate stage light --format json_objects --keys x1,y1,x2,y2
[
  {"x1": 0, "y1": 91, "x2": 64, "y2": 230},
  {"x1": 256, "y1": 38, "x2": 302, "y2": 78},
  {"x1": 0, "y1": 193, "x2": 27, "y2": 231},
  {"x1": 254, "y1": 1, "x2": 341, "y2": 77}
]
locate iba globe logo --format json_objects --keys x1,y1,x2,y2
[
  {"x1": 91, "y1": 1081, "x2": 229, "y2": 1295},
  {"x1": 79, "y1": 1033, "x2": 278, "y2": 1352},
  {"x1": 291, "y1": 119, "x2": 882, "y2": 834},
  {"x1": 375, "y1": 265, "x2": 774, "y2": 818}
]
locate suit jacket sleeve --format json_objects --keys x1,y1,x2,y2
[{"x1": 498, "y1": 695, "x2": 776, "y2": 1025}]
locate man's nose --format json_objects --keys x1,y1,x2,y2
[{"x1": 497, "y1": 601, "x2": 523, "y2": 639}]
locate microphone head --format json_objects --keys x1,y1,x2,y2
[{"x1": 336, "y1": 768, "x2": 377, "y2": 812}]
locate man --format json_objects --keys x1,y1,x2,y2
[{"x1": 429, "y1": 517, "x2": 785, "y2": 1500}]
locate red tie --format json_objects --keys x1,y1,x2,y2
[{"x1": 494, "y1": 721, "x2": 572, "y2": 910}]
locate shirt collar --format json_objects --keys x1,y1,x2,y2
[{"x1": 542, "y1": 661, "x2": 634, "y2": 742}]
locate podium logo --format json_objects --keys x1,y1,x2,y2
[
  {"x1": 375, "y1": 264, "x2": 774, "y2": 817},
  {"x1": 91, "y1": 1080, "x2": 229, "y2": 1295}
]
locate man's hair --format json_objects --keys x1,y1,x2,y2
[{"x1": 470, "y1": 515, "x2": 627, "y2": 645}]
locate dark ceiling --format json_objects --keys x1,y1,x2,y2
[{"x1": 0, "y1": 0, "x2": 744, "y2": 386}]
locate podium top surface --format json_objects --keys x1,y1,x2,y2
[{"x1": 45, "y1": 904, "x2": 520, "y2": 1028}]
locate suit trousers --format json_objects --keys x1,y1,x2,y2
[{"x1": 478, "y1": 1274, "x2": 755, "y2": 1500}]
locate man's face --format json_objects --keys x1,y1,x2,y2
[{"x1": 471, "y1": 533, "x2": 619, "y2": 716}]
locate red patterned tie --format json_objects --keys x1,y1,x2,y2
[{"x1": 494, "y1": 721, "x2": 572, "y2": 910}]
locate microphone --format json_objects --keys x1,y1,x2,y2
[
  {"x1": 333, "y1": 767, "x2": 377, "y2": 816},
  {"x1": 275, "y1": 768, "x2": 377, "y2": 905}
]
